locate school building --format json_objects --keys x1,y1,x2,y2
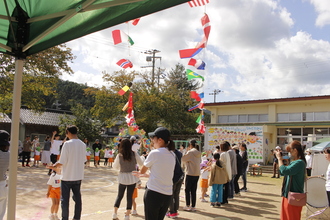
[{"x1": 204, "y1": 95, "x2": 330, "y2": 164}]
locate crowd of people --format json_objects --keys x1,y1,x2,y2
[{"x1": 1, "y1": 126, "x2": 330, "y2": 220}]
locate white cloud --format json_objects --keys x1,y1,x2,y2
[{"x1": 308, "y1": 0, "x2": 330, "y2": 27}]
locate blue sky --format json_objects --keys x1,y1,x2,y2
[{"x1": 65, "y1": 0, "x2": 330, "y2": 103}]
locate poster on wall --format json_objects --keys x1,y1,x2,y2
[{"x1": 205, "y1": 126, "x2": 263, "y2": 163}]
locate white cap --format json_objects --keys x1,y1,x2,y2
[
  {"x1": 130, "y1": 136, "x2": 136, "y2": 141},
  {"x1": 275, "y1": 146, "x2": 281, "y2": 150}
]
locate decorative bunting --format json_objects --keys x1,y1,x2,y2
[
  {"x1": 188, "y1": 101, "x2": 204, "y2": 111},
  {"x1": 186, "y1": 69, "x2": 205, "y2": 81},
  {"x1": 116, "y1": 59, "x2": 133, "y2": 69},
  {"x1": 179, "y1": 47, "x2": 203, "y2": 59},
  {"x1": 190, "y1": 91, "x2": 204, "y2": 101},
  {"x1": 112, "y1": 30, "x2": 134, "y2": 45},
  {"x1": 188, "y1": 0, "x2": 210, "y2": 7},
  {"x1": 188, "y1": 58, "x2": 206, "y2": 70},
  {"x1": 118, "y1": 82, "x2": 132, "y2": 96}
]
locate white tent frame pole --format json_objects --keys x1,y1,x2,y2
[
  {"x1": 7, "y1": 58, "x2": 24, "y2": 220},
  {"x1": 0, "y1": 42, "x2": 12, "y2": 52}
]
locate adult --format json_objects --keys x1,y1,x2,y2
[
  {"x1": 240, "y1": 143, "x2": 248, "y2": 192},
  {"x1": 41, "y1": 136, "x2": 51, "y2": 166},
  {"x1": 0, "y1": 130, "x2": 10, "y2": 220},
  {"x1": 130, "y1": 136, "x2": 140, "y2": 154},
  {"x1": 182, "y1": 139, "x2": 201, "y2": 211},
  {"x1": 219, "y1": 141, "x2": 232, "y2": 204},
  {"x1": 112, "y1": 138, "x2": 143, "y2": 220},
  {"x1": 51, "y1": 125, "x2": 86, "y2": 220},
  {"x1": 213, "y1": 145, "x2": 220, "y2": 155},
  {"x1": 134, "y1": 127, "x2": 176, "y2": 220},
  {"x1": 276, "y1": 140, "x2": 306, "y2": 220},
  {"x1": 233, "y1": 145, "x2": 243, "y2": 196},
  {"x1": 167, "y1": 146, "x2": 184, "y2": 218},
  {"x1": 272, "y1": 146, "x2": 282, "y2": 178},
  {"x1": 324, "y1": 147, "x2": 330, "y2": 207},
  {"x1": 51, "y1": 131, "x2": 62, "y2": 164},
  {"x1": 305, "y1": 148, "x2": 313, "y2": 176},
  {"x1": 227, "y1": 144, "x2": 237, "y2": 199},
  {"x1": 22, "y1": 135, "x2": 32, "y2": 167},
  {"x1": 92, "y1": 139, "x2": 102, "y2": 166}
]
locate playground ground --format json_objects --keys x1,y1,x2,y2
[{"x1": 4, "y1": 163, "x2": 329, "y2": 220}]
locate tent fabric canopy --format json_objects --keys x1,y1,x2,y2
[{"x1": 0, "y1": 0, "x2": 190, "y2": 58}]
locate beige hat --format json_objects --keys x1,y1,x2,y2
[
  {"x1": 275, "y1": 146, "x2": 281, "y2": 150},
  {"x1": 306, "y1": 148, "x2": 311, "y2": 152}
]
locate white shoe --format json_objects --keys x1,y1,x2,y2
[
  {"x1": 124, "y1": 215, "x2": 130, "y2": 220},
  {"x1": 132, "y1": 210, "x2": 137, "y2": 215},
  {"x1": 49, "y1": 215, "x2": 55, "y2": 220},
  {"x1": 112, "y1": 213, "x2": 118, "y2": 220},
  {"x1": 54, "y1": 215, "x2": 60, "y2": 220},
  {"x1": 183, "y1": 206, "x2": 191, "y2": 211}
]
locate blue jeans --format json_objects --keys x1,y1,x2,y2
[
  {"x1": 61, "y1": 180, "x2": 82, "y2": 220},
  {"x1": 210, "y1": 184, "x2": 223, "y2": 203}
]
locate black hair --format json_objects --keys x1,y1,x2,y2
[
  {"x1": 213, "y1": 153, "x2": 222, "y2": 167},
  {"x1": 167, "y1": 140, "x2": 175, "y2": 151},
  {"x1": 220, "y1": 141, "x2": 230, "y2": 151},
  {"x1": 324, "y1": 147, "x2": 330, "y2": 154},
  {"x1": 66, "y1": 125, "x2": 78, "y2": 135},
  {"x1": 189, "y1": 140, "x2": 199, "y2": 150},
  {"x1": 289, "y1": 140, "x2": 307, "y2": 164}
]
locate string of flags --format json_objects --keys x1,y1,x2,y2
[
  {"x1": 118, "y1": 82, "x2": 132, "y2": 96},
  {"x1": 188, "y1": 0, "x2": 210, "y2": 8}
]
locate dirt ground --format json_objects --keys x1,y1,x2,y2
[{"x1": 3, "y1": 163, "x2": 329, "y2": 220}]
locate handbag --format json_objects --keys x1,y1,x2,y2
[{"x1": 287, "y1": 175, "x2": 306, "y2": 207}]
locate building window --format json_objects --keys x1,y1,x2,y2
[
  {"x1": 278, "y1": 113, "x2": 289, "y2": 122},
  {"x1": 228, "y1": 115, "x2": 238, "y2": 123},
  {"x1": 314, "y1": 112, "x2": 329, "y2": 121},
  {"x1": 238, "y1": 115, "x2": 247, "y2": 123},
  {"x1": 248, "y1": 114, "x2": 258, "y2": 122},
  {"x1": 259, "y1": 114, "x2": 268, "y2": 122},
  {"x1": 218, "y1": 115, "x2": 228, "y2": 123},
  {"x1": 218, "y1": 114, "x2": 268, "y2": 123}
]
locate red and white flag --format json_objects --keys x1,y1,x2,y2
[
  {"x1": 112, "y1": 30, "x2": 134, "y2": 45},
  {"x1": 188, "y1": 0, "x2": 209, "y2": 7}
]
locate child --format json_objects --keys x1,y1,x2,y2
[
  {"x1": 46, "y1": 167, "x2": 62, "y2": 220},
  {"x1": 34, "y1": 146, "x2": 41, "y2": 167},
  {"x1": 32, "y1": 136, "x2": 40, "y2": 167},
  {"x1": 108, "y1": 148, "x2": 114, "y2": 168},
  {"x1": 209, "y1": 153, "x2": 229, "y2": 207},
  {"x1": 94, "y1": 148, "x2": 100, "y2": 168},
  {"x1": 104, "y1": 146, "x2": 111, "y2": 167},
  {"x1": 200, "y1": 160, "x2": 210, "y2": 202},
  {"x1": 132, "y1": 180, "x2": 142, "y2": 215},
  {"x1": 201, "y1": 152, "x2": 208, "y2": 161},
  {"x1": 86, "y1": 147, "x2": 91, "y2": 167}
]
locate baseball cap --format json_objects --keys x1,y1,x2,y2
[
  {"x1": 95, "y1": 139, "x2": 99, "y2": 142},
  {"x1": 275, "y1": 146, "x2": 281, "y2": 150},
  {"x1": 148, "y1": 127, "x2": 170, "y2": 142},
  {"x1": 0, "y1": 130, "x2": 10, "y2": 146},
  {"x1": 130, "y1": 136, "x2": 136, "y2": 141}
]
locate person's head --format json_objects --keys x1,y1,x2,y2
[
  {"x1": 66, "y1": 125, "x2": 78, "y2": 138},
  {"x1": 83, "y1": 138, "x2": 88, "y2": 143},
  {"x1": 119, "y1": 138, "x2": 133, "y2": 161},
  {"x1": 232, "y1": 145, "x2": 239, "y2": 154},
  {"x1": 25, "y1": 135, "x2": 30, "y2": 140},
  {"x1": 286, "y1": 140, "x2": 306, "y2": 163},
  {"x1": 323, "y1": 147, "x2": 330, "y2": 162},
  {"x1": 305, "y1": 148, "x2": 311, "y2": 155},
  {"x1": 275, "y1": 146, "x2": 281, "y2": 151},
  {"x1": 240, "y1": 143, "x2": 247, "y2": 151},
  {"x1": 213, "y1": 153, "x2": 222, "y2": 167},
  {"x1": 188, "y1": 139, "x2": 199, "y2": 150},
  {"x1": 215, "y1": 145, "x2": 220, "y2": 150},
  {"x1": 148, "y1": 127, "x2": 175, "y2": 151},
  {"x1": 180, "y1": 144, "x2": 185, "y2": 150},
  {"x1": 200, "y1": 160, "x2": 208, "y2": 170},
  {"x1": 95, "y1": 139, "x2": 99, "y2": 143},
  {"x1": 45, "y1": 135, "x2": 50, "y2": 141},
  {"x1": 0, "y1": 130, "x2": 10, "y2": 152},
  {"x1": 220, "y1": 141, "x2": 230, "y2": 152}
]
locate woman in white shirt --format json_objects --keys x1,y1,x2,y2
[
  {"x1": 305, "y1": 148, "x2": 313, "y2": 176},
  {"x1": 112, "y1": 139, "x2": 143, "y2": 220}
]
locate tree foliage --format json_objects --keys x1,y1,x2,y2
[{"x1": 0, "y1": 44, "x2": 75, "y2": 113}]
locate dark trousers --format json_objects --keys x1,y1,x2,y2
[
  {"x1": 104, "y1": 158, "x2": 109, "y2": 166},
  {"x1": 228, "y1": 175, "x2": 236, "y2": 198},
  {"x1": 61, "y1": 180, "x2": 82, "y2": 220},
  {"x1": 222, "y1": 182, "x2": 229, "y2": 203},
  {"x1": 241, "y1": 165, "x2": 248, "y2": 189},
  {"x1": 273, "y1": 162, "x2": 279, "y2": 177},
  {"x1": 169, "y1": 178, "x2": 184, "y2": 214},
  {"x1": 327, "y1": 191, "x2": 330, "y2": 206},
  {"x1": 306, "y1": 168, "x2": 312, "y2": 177},
  {"x1": 144, "y1": 188, "x2": 171, "y2": 220},
  {"x1": 22, "y1": 151, "x2": 31, "y2": 166},
  {"x1": 114, "y1": 183, "x2": 135, "y2": 210},
  {"x1": 233, "y1": 173, "x2": 241, "y2": 194},
  {"x1": 184, "y1": 175, "x2": 199, "y2": 207}
]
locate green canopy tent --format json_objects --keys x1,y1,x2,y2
[{"x1": 0, "y1": 0, "x2": 190, "y2": 218}]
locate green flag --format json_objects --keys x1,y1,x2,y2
[{"x1": 186, "y1": 69, "x2": 204, "y2": 81}]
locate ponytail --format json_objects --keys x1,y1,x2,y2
[{"x1": 167, "y1": 140, "x2": 175, "y2": 151}]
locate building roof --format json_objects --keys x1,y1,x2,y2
[
  {"x1": 0, "y1": 113, "x2": 11, "y2": 123},
  {"x1": 0, "y1": 109, "x2": 75, "y2": 126},
  {"x1": 20, "y1": 109, "x2": 75, "y2": 126},
  {"x1": 204, "y1": 95, "x2": 330, "y2": 106}
]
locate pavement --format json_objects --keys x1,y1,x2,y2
[{"x1": 3, "y1": 162, "x2": 326, "y2": 220}]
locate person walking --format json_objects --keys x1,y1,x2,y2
[
  {"x1": 92, "y1": 139, "x2": 102, "y2": 166},
  {"x1": 276, "y1": 140, "x2": 306, "y2": 220},
  {"x1": 0, "y1": 130, "x2": 10, "y2": 220},
  {"x1": 42, "y1": 136, "x2": 51, "y2": 166},
  {"x1": 112, "y1": 138, "x2": 143, "y2": 220},
  {"x1": 182, "y1": 139, "x2": 201, "y2": 211},
  {"x1": 49, "y1": 125, "x2": 86, "y2": 220},
  {"x1": 133, "y1": 127, "x2": 176, "y2": 220}
]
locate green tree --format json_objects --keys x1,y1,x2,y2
[{"x1": 0, "y1": 44, "x2": 75, "y2": 113}]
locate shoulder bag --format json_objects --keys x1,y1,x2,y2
[{"x1": 287, "y1": 175, "x2": 307, "y2": 207}]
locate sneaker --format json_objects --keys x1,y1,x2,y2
[
  {"x1": 112, "y1": 213, "x2": 118, "y2": 220},
  {"x1": 191, "y1": 207, "x2": 196, "y2": 212},
  {"x1": 54, "y1": 215, "x2": 60, "y2": 220},
  {"x1": 49, "y1": 215, "x2": 55, "y2": 220},
  {"x1": 204, "y1": 194, "x2": 209, "y2": 197},
  {"x1": 271, "y1": 176, "x2": 276, "y2": 178},
  {"x1": 26, "y1": 164, "x2": 30, "y2": 167},
  {"x1": 183, "y1": 206, "x2": 191, "y2": 211},
  {"x1": 235, "y1": 192, "x2": 241, "y2": 196},
  {"x1": 132, "y1": 210, "x2": 137, "y2": 215},
  {"x1": 166, "y1": 212, "x2": 170, "y2": 218},
  {"x1": 210, "y1": 202, "x2": 215, "y2": 207},
  {"x1": 216, "y1": 202, "x2": 221, "y2": 207},
  {"x1": 169, "y1": 213, "x2": 178, "y2": 219},
  {"x1": 200, "y1": 198, "x2": 208, "y2": 202},
  {"x1": 124, "y1": 215, "x2": 130, "y2": 220},
  {"x1": 22, "y1": 165, "x2": 25, "y2": 167}
]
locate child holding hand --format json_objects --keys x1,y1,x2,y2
[
  {"x1": 86, "y1": 147, "x2": 91, "y2": 167},
  {"x1": 94, "y1": 148, "x2": 100, "y2": 168},
  {"x1": 46, "y1": 166, "x2": 62, "y2": 220},
  {"x1": 200, "y1": 160, "x2": 210, "y2": 202}
]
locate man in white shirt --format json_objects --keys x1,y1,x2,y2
[
  {"x1": 130, "y1": 136, "x2": 140, "y2": 154},
  {"x1": 51, "y1": 125, "x2": 86, "y2": 220}
]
